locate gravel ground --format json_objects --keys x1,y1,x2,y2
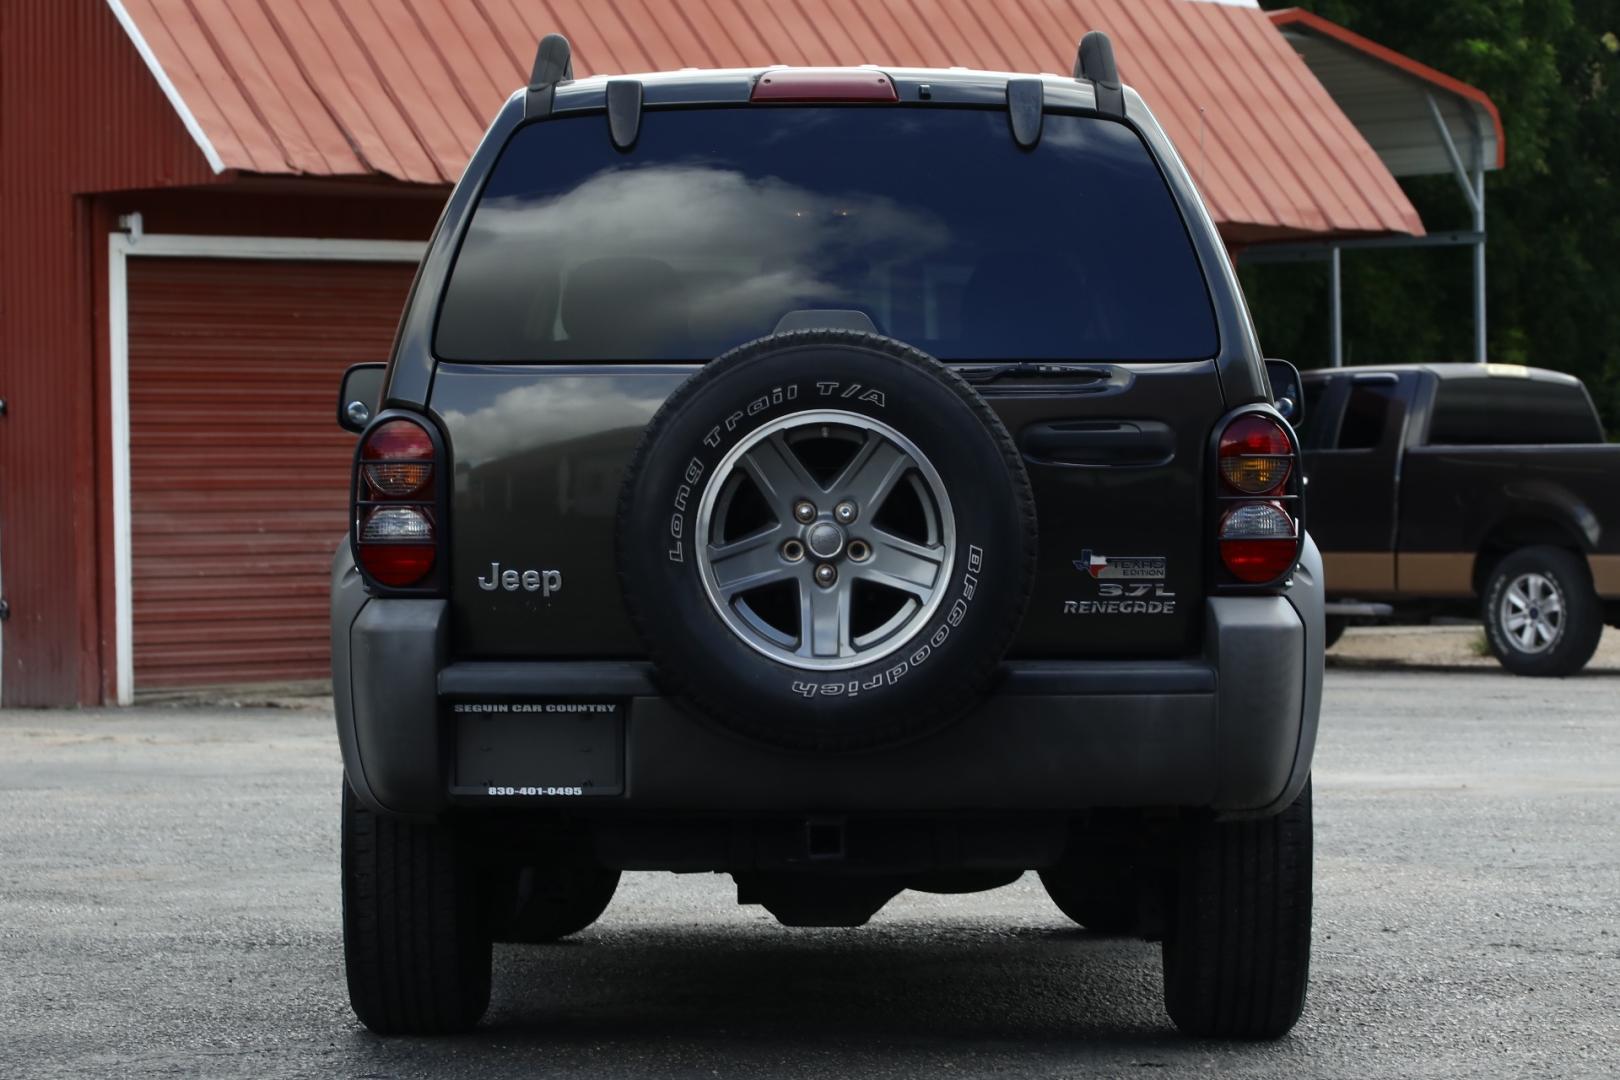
[
  {"x1": 1330, "y1": 624, "x2": 1620, "y2": 672},
  {"x1": 2, "y1": 669, "x2": 1617, "y2": 1079}
]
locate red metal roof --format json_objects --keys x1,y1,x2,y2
[{"x1": 108, "y1": 0, "x2": 1423, "y2": 241}]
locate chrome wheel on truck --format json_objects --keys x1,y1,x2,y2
[
  {"x1": 1483, "y1": 546, "x2": 1603, "y2": 677},
  {"x1": 1497, "y1": 571, "x2": 1564, "y2": 654}
]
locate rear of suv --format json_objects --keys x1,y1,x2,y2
[{"x1": 332, "y1": 31, "x2": 1323, "y2": 1040}]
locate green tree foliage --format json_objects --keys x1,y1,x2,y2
[{"x1": 1244, "y1": 0, "x2": 1620, "y2": 430}]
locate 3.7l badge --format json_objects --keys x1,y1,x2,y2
[{"x1": 1064, "y1": 548, "x2": 1175, "y2": 615}]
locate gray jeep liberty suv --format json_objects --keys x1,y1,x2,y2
[{"x1": 331, "y1": 30, "x2": 1324, "y2": 1040}]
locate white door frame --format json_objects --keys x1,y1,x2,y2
[{"x1": 107, "y1": 231, "x2": 426, "y2": 703}]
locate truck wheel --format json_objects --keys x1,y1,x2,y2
[
  {"x1": 342, "y1": 782, "x2": 492, "y2": 1034},
  {"x1": 1322, "y1": 616, "x2": 1346, "y2": 650},
  {"x1": 492, "y1": 863, "x2": 621, "y2": 943},
  {"x1": 1162, "y1": 781, "x2": 1312, "y2": 1040},
  {"x1": 1483, "y1": 547, "x2": 1603, "y2": 677},
  {"x1": 618, "y1": 329, "x2": 1037, "y2": 751}
]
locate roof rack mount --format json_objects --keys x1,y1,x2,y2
[
  {"x1": 526, "y1": 33, "x2": 574, "y2": 119},
  {"x1": 1075, "y1": 30, "x2": 1125, "y2": 118}
]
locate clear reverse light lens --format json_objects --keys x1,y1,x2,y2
[{"x1": 361, "y1": 506, "x2": 432, "y2": 542}]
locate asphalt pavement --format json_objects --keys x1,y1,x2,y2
[{"x1": 2, "y1": 669, "x2": 1617, "y2": 1079}]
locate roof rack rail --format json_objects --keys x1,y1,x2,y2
[
  {"x1": 1075, "y1": 30, "x2": 1125, "y2": 119},
  {"x1": 526, "y1": 33, "x2": 574, "y2": 120}
]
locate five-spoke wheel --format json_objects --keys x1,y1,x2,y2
[{"x1": 697, "y1": 410, "x2": 955, "y2": 670}]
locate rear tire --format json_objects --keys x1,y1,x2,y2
[
  {"x1": 1039, "y1": 846, "x2": 1140, "y2": 935},
  {"x1": 1322, "y1": 616, "x2": 1346, "y2": 650},
  {"x1": 341, "y1": 782, "x2": 492, "y2": 1034},
  {"x1": 492, "y1": 863, "x2": 621, "y2": 943},
  {"x1": 1482, "y1": 546, "x2": 1603, "y2": 677},
  {"x1": 1162, "y1": 781, "x2": 1312, "y2": 1040}
]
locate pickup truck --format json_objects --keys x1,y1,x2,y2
[
  {"x1": 330, "y1": 30, "x2": 1323, "y2": 1041},
  {"x1": 1300, "y1": 363, "x2": 1619, "y2": 674}
]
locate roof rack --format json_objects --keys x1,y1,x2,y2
[
  {"x1": 1075, "y1": 30, "x2": 1125, "y2": 118},
  {"x1": 1006, "y1": 78, "x2": 1043, "y2": 149},
  {"x1": 526, "y1": 33, "x2": 574, "y2": 119},
  {"x1": 606, "y1": 79, "x2": 643, "y2": 150}
]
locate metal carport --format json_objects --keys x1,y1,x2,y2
[{"x1": 1246, "y1": 8, "x2": 1506, "y2": 366}]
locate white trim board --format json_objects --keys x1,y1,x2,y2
[
  {"x1": 103, "y1": 0, "x2": 228, "y2": 174},
  {"x1": 107, "y1": 232, "x2": 426, "y2": 703}
]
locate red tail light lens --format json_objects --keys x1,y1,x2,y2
[
  {"x1": 1219, "y1": 503, "x2": 1298, "y2": 582},
  {"x1": 1218, "y1": 415, "x2": 1293, "y2": 494},
  {"x1": 1215, "y1": 411, "x2": 1302, "y2": 585},
  {"x1": 362, "y1": 420, "x2": 435, "y2": 497},
  {"x1": 354, "y1": 417, "x2": 439, "y2": 589}
]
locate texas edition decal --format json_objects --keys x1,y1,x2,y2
[{"x1": 1064, "y1": 549, "x2": 1176, "y2": 615}]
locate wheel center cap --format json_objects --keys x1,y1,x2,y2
[{"x1": 806, "y1": 522, "x2": 845, "y2": 560}]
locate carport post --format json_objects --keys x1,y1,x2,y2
[
  {"x1": 1472, "y1": 161, "x2": 1486, "y2": 364},
  {"x1": 1427, "y1": 92, "x2": 1488, "y2": 364},
  {"x1": 1328, "y1": 246, "x2": 1343, "y2": 367}
]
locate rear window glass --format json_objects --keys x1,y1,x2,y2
[
  {"x1": 1427, "y1": 378, "x2": 1603, "y2": 445},
  {"x1": 435, "y1": 107, "x2": 1217, "y2": 363},
  {"x1": 1338, "y1": 380, "x2": 1400, "y2": 449}
]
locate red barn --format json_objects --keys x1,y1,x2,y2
[{"x1": 0, "y1": 0, "x2": 1498, "y2": 705}]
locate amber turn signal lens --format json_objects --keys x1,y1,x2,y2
[
  {"x1": 1218, "y1": 414, "x2": 1293, "y2": 494},
  {"x1": 1219, "y1": 454, "x2": 1290, "y2": 493},
  {"x1": 364, "y1": 461, "x2": 432, "y2": 497}
]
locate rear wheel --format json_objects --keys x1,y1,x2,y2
[
  {"x1": 1162, "y1": 781, "x2": 1312, "y2": 1040},
  {"x1": 1040, "y1": 845, "x2": 1141, "y2": 935},
  {"x1": 1322, "y1": 616, "x2": 1347, "y2": 650},
  {"x1": 341, "y1": 782, "x2": 492, "y2": 1034},
  {"x1": 1482, "y1": 546, "x2": 1603, "y2": 676},
  {"x1": 491, "y1": 862, "x2": 621, "y2": 943}
]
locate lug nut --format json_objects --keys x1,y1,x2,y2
[
  {"x1": 793, "y1": 501, "x2": 817, "y2": 523},
  {"x1": 847, "y1": 540, "x2": 870, "y2": 561},
  {"x1": 834, "y1": 500, "x2": 857, "y2": 524},
  {"x1": 782, "y1": 539, "x2": 805, "y2": 562},
  {"x1": 815, "y1": 563, "x2": 837, "y2": 587}
]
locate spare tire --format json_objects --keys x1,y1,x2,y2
[{"x1": 617, "y1": 330, "x2": 1036, "y2": 751}]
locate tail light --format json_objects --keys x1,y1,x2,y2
[
  {"x1": 1215, "y1": 411, "x2": 1301, "y2": 585},
  {"x1": 353, "y1": 416, "x2": 440, "y2": 589}
]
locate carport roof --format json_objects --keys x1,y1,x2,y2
[
  {"x1": 106, "y1": 0, "x2": 1423, "y2": 242},
  {"x1": 1269, "y1": 8, "x2": 1505, "y2": 177}
]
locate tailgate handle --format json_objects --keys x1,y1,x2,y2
[{"x1": 1019, "y1": 420, "x2": 1175, "y2": 467}]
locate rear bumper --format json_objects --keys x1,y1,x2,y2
[{"x1": 332, "y1": 539, "x2": 1323, "y2": 823}]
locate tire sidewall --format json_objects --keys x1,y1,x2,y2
[
  {"x1": 619, "y1": 337, "x2": 1031, "y2": 749},
  {"x1": 1483, "y1": 547, "x2": 1598, "y2": 676}
]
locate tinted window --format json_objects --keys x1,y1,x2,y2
[
  {"x1": 1298, "y1": 378, "x2": 1332, "y2": 447},
  {"x1": 1338, "y1": 380, "x2": 1399, "y2": 449},
  {"x1": 436, "y1": 107, "x2": 1217, "y2": 362},
  {"x1": 1427, "y1": 377, "x2": 1604, "y2": 445}
]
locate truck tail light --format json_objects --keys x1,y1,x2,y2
[
  {"x1": 1215, "y1": 411, "x2": 1302, "y2": 585},
  {"x1": 353, "y1": 417, "x2": 440, "y2": 588}
]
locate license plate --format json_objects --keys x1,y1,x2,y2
[{"x1": 451, "y1": 702, "x2": 624, "y2": 796}]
